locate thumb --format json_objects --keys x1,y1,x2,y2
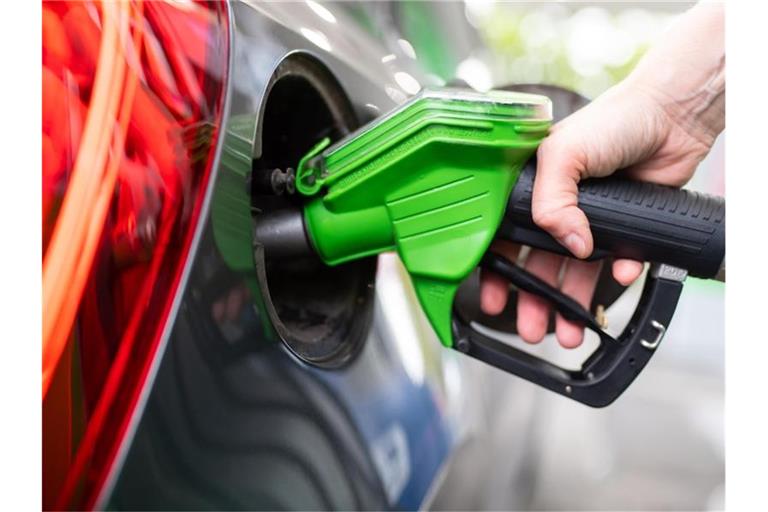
[{"x1": 531, "y1": 138, "x2": 593, "y2": 259}]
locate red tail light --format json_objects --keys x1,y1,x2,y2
[{"x1": 42, "y1": 1, "x2": 229, "y2": 508}]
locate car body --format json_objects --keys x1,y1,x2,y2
[{"x1": 42, "y1": 1, "x2": 544, "y2": 509}]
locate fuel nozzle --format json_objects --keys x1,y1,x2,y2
[{"x1": 255, "y1": 86, "x2": 725, "y2": 408}]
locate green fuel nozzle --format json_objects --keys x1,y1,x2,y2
[
  {"x1": 296, "y1": 89, "x2": 551, "y2": 347},
  {"x1": 267, "y1": 85, "x2": 724, "y2": 407}
]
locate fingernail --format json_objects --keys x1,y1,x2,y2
[{"x1": 563, "y1": 233, "x2": 586, "y2": 258}]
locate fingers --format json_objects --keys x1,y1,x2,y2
[
  {"x1": 517, "y1": 249, "x2": 562, "y2": 344},
  {"x1": 532, "y1": 139, "x2": 594, "y2": 259},
  {"x1": 480, "y1": 271, "x2": 509, "y2": 315},
  {"x1": 483, "y1": 245, "x2": 616, "y2": 349},
  {"x1": 479, "y1": 241, "x2": 520, "y2": 315},
  {"x1": 612, "y1": 259, "x2": 644, "y2": 286},
  {"x1": 556, "y1": 259, "x2": 603, "y2": 348}
]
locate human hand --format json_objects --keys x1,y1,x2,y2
[{"x1": 480, "y1": 2, "x2": 724, "y2": 348}]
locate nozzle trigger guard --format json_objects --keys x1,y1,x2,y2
[{"x1": 451, "y1": 254, "x2": 685, "y2": 407}]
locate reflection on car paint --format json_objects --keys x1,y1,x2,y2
[{"x1": 106, "y1": 3, "x2": 464, "y2": 509}]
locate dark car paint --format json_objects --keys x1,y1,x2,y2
[{"x1": 101, "y1": 2, "x2": 465, "y2": 509}]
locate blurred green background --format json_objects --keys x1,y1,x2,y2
[{"x1": 398, "y1": 1, "x2": 678, "y2": 95}]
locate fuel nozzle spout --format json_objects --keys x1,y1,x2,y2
[{"x1": 253, "y1": 209, "x2": 316, "y2": 260}]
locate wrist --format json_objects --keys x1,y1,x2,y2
[
  {"x1": 631, "y1": 60, "x2": 724, "y2": 149},
  {"x1": 623, "y1": 2, "x2": 725, "y2": 148}
]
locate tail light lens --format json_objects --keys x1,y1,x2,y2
[{"x1": 42, "y1": 1, "x2": 229, "y2": 508}]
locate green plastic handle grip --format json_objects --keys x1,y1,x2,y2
[{"x1": 296, "y1": 88, "x2": 552, "y2": 346}]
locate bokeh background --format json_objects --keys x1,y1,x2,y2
[{"x1": 339, "y1": 1, "x2": 724, "y2": 510}]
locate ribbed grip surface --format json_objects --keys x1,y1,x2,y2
[{"x1": 503, "y1": 163, "x2": 725, "y2": 279}]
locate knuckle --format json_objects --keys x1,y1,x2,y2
[{"x1": 537, "y1": 137, "x2": 559, "y2": 158}]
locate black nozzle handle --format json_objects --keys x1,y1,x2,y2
[{"x1": 499, "y1": 161, "x2": 725, "y2": 279}]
